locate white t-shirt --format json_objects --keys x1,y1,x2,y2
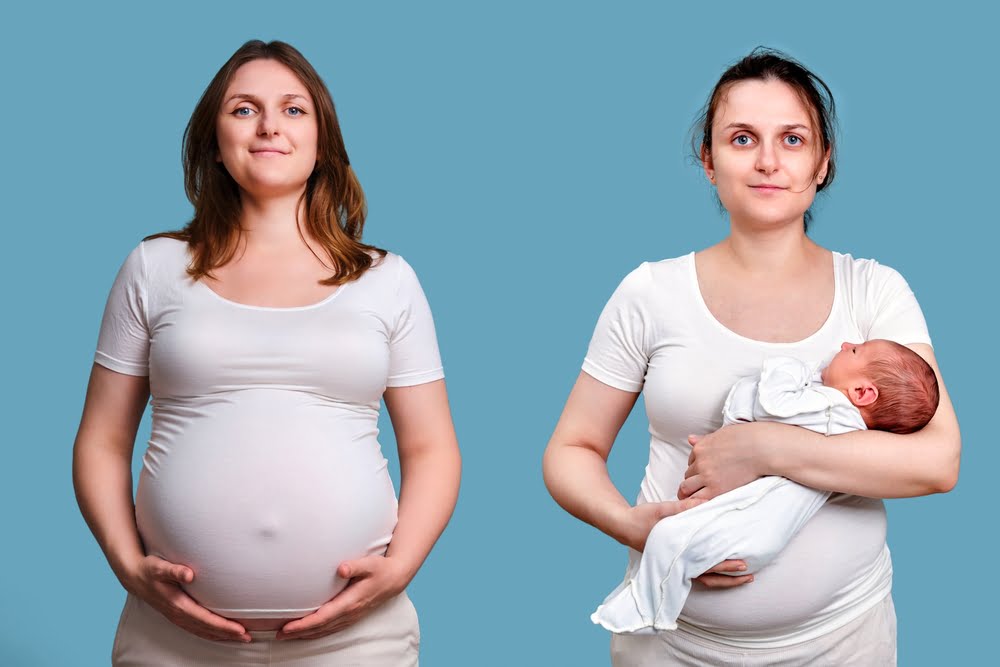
[
  {"x1": 95, "y1": 237, "x2": 444, "y2": 618},
  {"x1": 582, "y1": 251, "x2": 930, "y2": 647},
  {"x1": 592, "y1": 357, "x2": 869, "y2": 643}
]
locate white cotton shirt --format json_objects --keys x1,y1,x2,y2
[
  {"x1": 592, "y1": 357, "x2": 868, "y2": 639},
  {"x1": 95, "y1": 237, "x2": 444, "y2": 618},
  {"x1": 582, "y1": 251, "x2": 931, "y2": 648}
]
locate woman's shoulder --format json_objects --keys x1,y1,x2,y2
[
  {"x1": 616, "y1": 253, "x2": 693, "y2": 283},
  {"x1": 611, "y1": 253, "x2": 694, "y2": 297},
  {"x1": 351, "y1": 250, "x2": 430, "y2": 301},
  {"x1": 358, "y1": 249, "x2": 408, "y2": 282},
  {"x1": 832, "y1": 251, "x2": 912, "y2": 290},
  {"x1": 136, "y1": 235, "x2": 190, "y2": 266}
]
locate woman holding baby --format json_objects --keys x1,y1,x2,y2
[{"x1": 543, "y1": 49, "x2": 960, "y2": 665}]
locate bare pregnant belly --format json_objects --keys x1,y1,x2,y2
[{"x1": 135, "y1": 396, "x2": 398, "y2": 620}]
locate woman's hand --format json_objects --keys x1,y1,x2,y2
[
  {"x1": 277, "y1": 555, "x2": 409, "y2": 640},
  {"x1": 678, "y1": 425, "x2": 767, "y2": 500},
  {"x1": 619, "y1": 499, "x2": 707, "y2": 552},
  {"x1": 694, "y1": 560, "x2": 754, "y2": 588},
  {"x1": 622, "y1": 501, "x2": 754, "y2": 589},
  {"x1": 124, "y1": 555, "x2": 250, "y2": 642}
]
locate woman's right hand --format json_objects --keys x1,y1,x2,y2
[
  {"x1": 619, "y1": 498, "x2": 706, "y2": 552},
  {"x1": 123, "y1": 555, "x2": 251, "y2": 642},
  {"x1": 620, "y1": 502, "x2": 754, "y2": 589}
]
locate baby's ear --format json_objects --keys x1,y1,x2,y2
[{"x1": 851, "y1": 382, "x2": 879, "y2": 407}]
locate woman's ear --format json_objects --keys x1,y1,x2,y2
[
  {"x1": 816, "y1": 146, "x2": 831, "y2": 185},
  {"x1": 701, "y1": 144, "x2": 716, "y2": 185}
]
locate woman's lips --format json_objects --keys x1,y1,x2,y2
[
  {"x1": 750, "y1": 185, "x2": 785, "y2": 193},
  {"x1": 250, "y1": 149, "x2": 287, "y2": 157}
]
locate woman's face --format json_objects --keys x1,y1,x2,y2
[
  {"x1": 704, "y1": 79, "x2": 829, "y2": 229},
  {"x1": 216, "y1": 59, "x2": 319, "y2": 201}
]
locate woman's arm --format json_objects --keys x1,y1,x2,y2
[
  {"x1": 73, "y1": 364, "x2": 250, "y2": 642},
  {"x1": 278, "y1": 379, "x2": 461, "y2": 639},
  {"x1": 544, "y1": 372, "x2": 747, "y2": 586},
  {"x1": 680, "y1": 344, "x2": 960, "y2": 500},
  {"x1": 543, "y1": 373, "x2": 709, "y2": 550}
]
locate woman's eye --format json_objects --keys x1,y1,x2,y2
[
  {"x1": 784, "y1": 135, "x2": 803, "y2": 146},
  {"x1": 286, "y1": 107, "x2": 304, "y2": 116},
  {"x1": 234, "y1": 107, "x2": 254, "y2": 117},
  {"x1": 733, "y1": 135, "x2": 752, "y2": 146}
]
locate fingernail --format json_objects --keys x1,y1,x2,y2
[{"x1": 738, "y1": 565, "x2": 747, "y2": 571}]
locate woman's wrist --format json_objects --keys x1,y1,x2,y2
[
  {"x1": 109, "y1": 548, "x2": 146, "y2": 593},
  {"x1": 752, "y1": 421, "x2": 784, "y2": 476}
]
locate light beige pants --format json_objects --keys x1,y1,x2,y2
[
  {"x1": 611, "y1": 594, "x2": 896, "y2": 667},
  {"x1": 111, "y1": 591, "x2": 420, "y2": 666}
]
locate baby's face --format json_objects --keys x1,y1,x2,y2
[{"x1": 821, "y1": 340, "x2": 885, "y2": 389}]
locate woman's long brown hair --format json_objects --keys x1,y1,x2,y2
[{"x1": 150, "y1": 40, "x2": 384, "y2": 285}]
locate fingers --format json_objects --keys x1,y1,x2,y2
[
  {"x1": 705, "y1": 559, "x2": 747, "y2": 574},
  {"x1": 142, "y1": 558, "x2": 249, "y2": 642},
  {"x1": 688, "y1": 487, "x2": 713, "y2": 500},
  {"x1": 677, "y1": 475, "x2": 703, "y2": 500},
  {"x1": 281, "y1": 587, "x2": 357, "y2": 636},
  {"x1": 171, "y1": 594, "x2": 250, "y2": 641},
  {"x1": 687, "y1": 434, "x2": 701, "y2": 461},
  {"x1": 338, "y1": 555, "x2": 379, "y2": 581},
  {"x1": 662, "y1": 498, "x2": 706, "y2": 517},
  {"x1": 147, "y1": 556, "x2": 194, "y2": 585},
  {"x1": 695, "y1": 573, "x2": 754, "y2": 588},
  {"x1": 696, "y1": 559, "x2": 753, "y2": 588}
]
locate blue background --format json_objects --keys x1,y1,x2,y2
[{"x1": 2, "y1": 1, "x2": 995, "y2": 664}]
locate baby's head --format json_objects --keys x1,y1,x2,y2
[{"x1": 821, "y1": 340, "x2": 939, "y2": 434}]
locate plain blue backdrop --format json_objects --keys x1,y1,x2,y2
[{"x1": 2, "y1": 1, "x2": 995, "y2": 665}]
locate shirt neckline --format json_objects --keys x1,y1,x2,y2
[
  {"x1": 194, "y1": 279, "x2": 347, "y2": 312},
  {"x1": 685, "y1": 250, "x2": 842, "y2": 348}
]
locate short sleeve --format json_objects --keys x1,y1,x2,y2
[
  {"x1": 386, "y1": 256, "x2": 444, "y2": 387},
  {"x1": 862, "y1": 263, "x2": 932, "y2": 347},
  {"x1": 94, "y1": 244, "x2": 150, "y2": 376},
  {"x1": 581, "y1": 264, "x2": 651, "y2": 392}
]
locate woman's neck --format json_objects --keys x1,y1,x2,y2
[
  {"x1": 237, "y1": 189, "x2": 310, "y2": 249},
  {"x1": 719, "y1": 219, "x2": 820, "y2": 275}
]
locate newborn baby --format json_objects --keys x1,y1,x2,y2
[{"x1": 592, "y1": 339, "x2": 940, "y2": 634}]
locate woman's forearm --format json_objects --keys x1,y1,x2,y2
[
  {"x1": 542, "y1": 444, "x2": 633, "y2": 546},
  {"x1": 73, "y1": 440, "x2": 145, "y2": 587},
  {"x1": 381, "y1": 381, "x2": 461, "y2": 583},
  {"x1": 72, "y1": 366, "x2": 151, "y2": 589},
  {"x1": 384, "y1": 443, "x2": 461, "y2": 582},
  {"x1": 762, "y1": 418, "x2": 959, "y2": 498},
  {"x1": 765, "y1": 344, "x2": 960, "y2": 498}
]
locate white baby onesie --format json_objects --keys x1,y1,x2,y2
[{"x1": 591, "y1": 357, "x2": 866, "y2": 634}]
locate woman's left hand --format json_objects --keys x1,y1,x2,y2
[
  {"x1": 276, "y1": 555, "x2": 410, "y2": 640},
  {"x1": 678, "y1": 424, "x2": 766, "y2": 500}
]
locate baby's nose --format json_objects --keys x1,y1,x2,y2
[{"x1": 841, "y1": 342, "x2": 851, "y2": 351}]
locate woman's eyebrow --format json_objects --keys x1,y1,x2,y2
[
  {"x1": 722, "y1": 122, "x2": 813, "y2": 133},
  {"x1": 223, "y1": 93, "x2": 310, "y2": 104}
]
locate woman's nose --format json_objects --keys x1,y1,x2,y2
[
  {"x1": 257, "y1": 111, "x2": 278, "y2": 136},
  {"x1": 755, "y1": 142, "x2": 779, "y2": 174}
]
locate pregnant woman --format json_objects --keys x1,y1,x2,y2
[
  {"x1": 543, "y1": 49, "x2": 960, "y2": 665},
  {"x1": 73, "y1": 40, "x2": 460, "y2": 666}
]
